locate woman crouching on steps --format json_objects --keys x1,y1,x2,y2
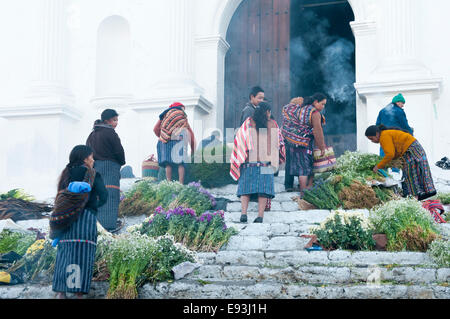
[
  {"x1": 230, "y1": 102, "x2": 285, "y2": 223},
  {"x1": 365, "y1": 125, "x2": 436, "y2": 200},
  {"x1": 50, "y1": 145, "x2": 107, "y2": 299}
]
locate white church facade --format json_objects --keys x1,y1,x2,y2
[{"x1": 0, "y1": 0, "x2": 448, "y2": 200}]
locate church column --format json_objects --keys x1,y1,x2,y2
[
  {"x1": 151, "y1": 0, "x2": 203, "y2": 96},
  {"x1": 374, "y1": 0, "x2": 429, "y2": 79},
  {"x1": 27, "y1": 0, "x2": 74, "y2": 100}
]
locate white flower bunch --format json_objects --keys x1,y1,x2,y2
[
  {"x1": 311, "y1": 210, "x2": 372, "y2": 233},
  {"x1": 126, "y1": 224, "x2": 143, "y2": 234},
  {"x1": 154, "y1": 234, "x2": 198, "y2": 263}
]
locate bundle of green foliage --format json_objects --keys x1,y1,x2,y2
[
  {"x1": 0, "y1": 230, "x2": 36, "y2": 256},
  {"x1": 436, "y1": 193, "x2": 450, "y2": 205},
  {"x1": 187, "y1": 145, "x2": 237, "y2": 188},
  {"x1": 427, "y1": 239, "x2": 450, "y2": 267},
  {"x1": 0, "y1": 189, "x2": 35, "y2": 201},
  {"x1": 96, "y1": 232, "x2": 195, "y2": 299},
  {"x1": 120, "y1": 180, "x2": 214, "y2": 217},
  {"x1": 310, "y1": 210, "x2": 375, "y2": 250},
  {"x1": 135, "y1": 207, "x2": 237, "y2": 252},
  {"x1": 369, "y1": 198, "x2": 440, "y2": 252}
]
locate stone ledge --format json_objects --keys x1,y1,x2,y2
[{"x1": 2, "y1": 282, "x2": 448, "y2": 299}]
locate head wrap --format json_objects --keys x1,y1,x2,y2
[{"x1": 170, "y1": 102, "x2": 184, "y2": 108}]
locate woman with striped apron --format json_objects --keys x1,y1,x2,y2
[
  {"x1": 230, "y1": 102, "x2": 285, "y2": 223},
  {"x1": 365, "y1": 125, "x2": 436, "y2": 200},
  {"x1": 86, "y1": 109, "x2": 125, "y2": 232},
  {"x1": 51, "y1": 145, "x2": 107, "y2": 299}
]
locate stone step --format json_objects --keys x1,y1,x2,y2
[
  {"x1": 224, "y1": 210, "x2": 334, "y2": 224},
  {"x1": 139, "y1": 281, "x2": 450, "y2": 299},
  {"x1": 184, "y1": 264, "x2": 449, "y2": 285},
  {"x1": 196, "y1": 250, "x2": 437, "y2": 268},
  {"x1": 223, "y1": 235, "x2": 310, "y2": 251},
  {"x1": 3, "y1": 281, "x2": 448, "y2": 299}
]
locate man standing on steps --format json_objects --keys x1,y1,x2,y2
[
  {"x1": 376, "y1": 93, "x2": 414, "y2": 157},
  {"x1": 239, "y1": 86, "x2": 265, "y2": 126}
]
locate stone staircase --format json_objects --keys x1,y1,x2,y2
[{"x1": 1, "y1": 176, "x2": 449, "y2": 299}]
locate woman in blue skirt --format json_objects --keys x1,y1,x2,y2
[
  {"x1": 232, "y1": 102, "x2": 284, "y2": 223},
  {"x1": 52, "y1": 145, "x2": 107, "y2": 299},
  {"x1": 86, "y1": 109, "x2": 125, "y2": 232}
]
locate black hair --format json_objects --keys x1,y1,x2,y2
[
  {"x1": 101, "y1": 109, "x2": 119, "y2": 122},
  {"x1": 57, "y1": 145, "x2": 93, "y2": 191},
  {"x1": 249, "y1": 86, "x2": 264, "y2": 99},
  {"x1": 365, "y1": 124, "x2": 410, "y2": 137},
  {"x1": 302, "y1": 96, "x2": 314, "y2": 106},
  {"x1": 311, "y1": 92, "x2": 327, "y2": 103},
  {"x1": 252, "y1": 102, "x2": 271, "y2": 130}
]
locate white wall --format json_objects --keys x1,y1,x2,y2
[{"x1": 0, "y1": 0, "x2": 449, "y2": 200}]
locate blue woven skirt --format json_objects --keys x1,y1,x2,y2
[
  {"x1": 52, "y1": 209, "x2": 97, "y2": 294},
  {"x1": 288, "y1": 145, "x2": 314, "y2": 177},
  {"x1": 157, "y1": 140, "x2": 187, "y2": 167},
  {"x1": 237, "y1": 163, "x2": 275, "y2": 199},
  {"x1": 94, "y1": 160, "x2": 120, "y2": 231}
]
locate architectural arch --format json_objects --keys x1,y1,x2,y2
[{"x1": 95, "y1": 15, "x2": 131, "y2": 98}]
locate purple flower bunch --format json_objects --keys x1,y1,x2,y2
[
  {"x1": 151, "y1": 206, "x2": 197, "y2": 221},
  {"x1": 198, "y1": 210, "x2": 225, "y2": 223},
  {"x1": 152, "y1": 206, "x2": 226, "y2": 225},
  {"x1": 188, "y1": 181, "x2": 217, "y2": 207}
]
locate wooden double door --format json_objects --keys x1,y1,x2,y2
[{"x1": 224, "y1": 0, "x2": 291, "y2": 131}]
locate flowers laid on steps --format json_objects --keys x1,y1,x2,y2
[
  {"x1": 309, "y1": 210, "x2": 376, "y2": 251},
  {"x1": 300, "y1": 151, "x2": 400, "y2": 210},
  {"x1": 96, "y1": 232, "x2": 196, "y2": 299},
  {"x1": 427, "y1": 239, "x2": 450, "y2": 267},
  {"x1": 132, "y1": 206, "x2": 237, "y2": 252},
  {"x1": 0, "y1": 230, "x2": 35, "y2": 256},
  {"x1": 369, "y1": 197, "x2": 441, "y2": 252},
  {"x1": 119, "y1": 180, "x2": 214, "y2": 217}
]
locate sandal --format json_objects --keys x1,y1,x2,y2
[{"x1": 253, "y1": 217, "x2": 263, "y2": 223}]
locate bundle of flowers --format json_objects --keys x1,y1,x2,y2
[
  {"x1": 436, "y1": 192, "x2": 450, "y2": 205},
  {"x1": 96, "y1": 232, "x2": 195, "y2": 299},
  {"x1": 0, "y1": 229, "x2": 36, "y2": 256},
  {"x1": 301, "y1": 151, "x2": 399, "y2": 210},
  {"x1": 7, "y1": 238, "x2": 57, "y2": 282},
  {"x1": 427, "y1": 239, "x2": 450, "y2": 267},
  {"x1": 120, "y1": 180, "x2": 215, "y2": 217},
  {"x1": 310, "y1": 210, "x2": 375, "y2": 250},
  {"x1": 168, "y1": 182, "x2": 216, "y2": 215},
  {"x1": 187, "y1": 145, "x2": 238, "y2": 188},
  {"x1": 369, "y1": 197, "x2": 441, "y2": 252},
  {"x1": 133, "y1": 206, "x2": 237, "y2": 252}
]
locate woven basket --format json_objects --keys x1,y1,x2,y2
[{"x1": 142, "y1": 155, "x2": 159, "y2": 178}]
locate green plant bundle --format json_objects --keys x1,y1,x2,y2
[
  {"x1": 168, "y1": 185, "x2": 212, "y2": 216},
  {"x1": 303, "y1": 182, "x2": 341, "y2": 210},
  {"x1": 436, "y1": 193, "x2": 450, "y2": 205},
  {"x1": 7, "y1": 239, "x2": 57, "y2": 281},
  {"x1": 369, "y1": 198, "x2": 440, "y2": 252},
  {"x1": 0, "y1": 230, "x2": 35, "y2": 256},
  {"x1": 0, "y1": 189, "x2": 35, "y2": 201},
  {"x1": 427, "y1": 239, "x2": 450, "y2": 267},
  {"x1": 99, "y1": 233, "x2": 195, "y2": 299},
  {"x1": 310, "y1": 210, "x2": 375, "y2": 251},
  {"x1": 139, "y1": 208, "x2": 238, "y2": 252}
]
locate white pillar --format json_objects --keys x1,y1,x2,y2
[
  {"x1": 374, "y1": 0, "x2": 429, "y2": 80},
  {"x1": 151, "y1": 0, "x2": 203, "y2": 97},
  {"x1": 27, "y1": 0, "x2": 73, "y2": 99}
]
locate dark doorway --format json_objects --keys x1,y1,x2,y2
[
  {"x1": 291, "y1": 0, "x2": 356, "y2": 156},
  {"x1": 224, "y1": 0, "x2": 356, "y2": 156}
]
